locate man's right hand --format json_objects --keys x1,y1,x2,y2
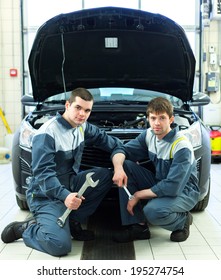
[
  {"x1": 112, "y1": 153, "x2": 128, "y2": 187},
  {"x1": 64, "y1": 193, "x2": 84, "y2": 210}
]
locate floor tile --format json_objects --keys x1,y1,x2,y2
[{"x1": 0, "y1": 162, "x2": 221, "y2": 260}]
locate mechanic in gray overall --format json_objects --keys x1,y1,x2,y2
[
  {"x1": 112, "y1": 97, "x2": 200, "y2": 243},
  {"x1": 1, "y1": 87, "x2": 126, "y2": 256}
]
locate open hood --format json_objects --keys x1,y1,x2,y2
[{"x1": 28, "y1": 6, "x2": 196, "y2": 103}]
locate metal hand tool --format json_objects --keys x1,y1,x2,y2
[
  {"x1": 123, "y1": 185, "x2": 135, "y2": 200},
  {"x1": 57, "y1": 172, "x2": 99, "y2": 227}
]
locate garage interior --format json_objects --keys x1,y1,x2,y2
[{"x1": 0, "y1": 0, "x2": 221, "y2": 262}]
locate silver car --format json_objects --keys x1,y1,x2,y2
[{"x1": 12, "y1": 6, "x2": 211, "y2": 211}]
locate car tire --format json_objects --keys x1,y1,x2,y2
[
  {"x1": 16, "y1": 195, "x2": 29, "y2": 210},
  {"x1": 191, "y1": 182, "x2": 210, "y2": 211}
]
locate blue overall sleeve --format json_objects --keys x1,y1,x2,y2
[{"x1": 31, "y1": 133, "x2": 70, "y2": 201}]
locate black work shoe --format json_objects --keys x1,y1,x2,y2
[
  {"x1": 170, "y1": 212, "x2": 193, "y2": 242},
  {"x1": 113, "y1": 224, "x2": 151, "y2": 243},
  {"x1": 1, "y1": 217, "x2": 35, "y2": 243},
  {"x1": 69, "y1": 221, "x2": 95, "y2": 241}
]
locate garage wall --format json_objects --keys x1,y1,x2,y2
[
  {"x1": 0, "y1": 0, "x2": 21, "y2": 148},
  {"x1": 202, "y1": 19, "x2": 221, "y2": 125}
]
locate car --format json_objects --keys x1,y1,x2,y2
[
  {"x1": 209, "y1": 125, "x2": 221, "y2": 161},
  {"x1": 12, "y1": 6, "x2": 211, "y2": 212}
]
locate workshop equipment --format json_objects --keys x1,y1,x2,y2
[
  {"x1": 0, "y1": 147, "x2": 11, "y2": 164},
  {"x1": 210, "y1": 125, "x2": 221, "y2": 158},
  {"x1": 0, "y1": 107, "x2": 12, "y2": 134},
  {"x1": 57, "y1": 172, "x2": 99, "y2": 227},
  {"x1": 0, "y1": 107, "x2": 13, "y2": 162}
]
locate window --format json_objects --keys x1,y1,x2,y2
[{"x1": 84, "y1": 0, "x2": 138, "y2": 9}]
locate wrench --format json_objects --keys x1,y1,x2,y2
[
  {"x1": 123, "y1": 185, "x2": 135, "y2": 200},
  {"x1": 57, "y1": 172, "x2": 99, "y2": 227}
]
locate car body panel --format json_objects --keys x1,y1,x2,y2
[{"x1": 29, "y1": 6, "x2": 195, "y2": 102}]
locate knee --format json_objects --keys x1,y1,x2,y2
[
  {"x1": 95, "y1": 167, "x2": 113, "y2": 185},
  {"x1": 123, "y1": 160, "x2": 135, "y2": 172},
  {"x1": 45, "y1": 238, "x2": 72, "y2": 257},
  {"x1": 42, "y1": 230, "x2": 72, "y2": 256},
  {"x1": 95, "y1": 167, "x2": 111, "y2": 176},
  {"x1": 143, "y1": 204, "x2": 166, "y2": 225}
]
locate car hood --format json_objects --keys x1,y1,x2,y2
[{"x1": 28, "y1": 6, "x2": 196, "y2": 103}]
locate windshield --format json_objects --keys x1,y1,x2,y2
[
  {"x1": 90, "y1": 88, "x2": 183, "y2": 107},
  {"x1": 44, "y1": 88, "x2": 183, "y2": 107}
]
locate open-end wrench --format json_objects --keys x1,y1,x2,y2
[
  {"x1": 123, "y1": 185, "x2": 135, "y2": 200},
  {"x1": 57, "y1": 172, "x2": 99, "y2": 227}
]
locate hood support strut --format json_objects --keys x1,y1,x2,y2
[{"x1": 60, "y1": 32, "x2": 67, "y2": 95}]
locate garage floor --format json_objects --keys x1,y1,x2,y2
[{"x1": 0, "y1": 162, "x2": 221, "y2": 260}]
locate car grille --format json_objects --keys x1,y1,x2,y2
[
  {"x1": 80, "y1": 131, "x2": 141, "y2": 169},
  {"x1": 81, "y1": 147, "x2": 111, "y2": 168},
  {"x1": 20, "y1": 149, "x2": 32, "y2": 188},
  {"x1": 20, "y1": 157, "x2": 31, "y2": 174},
  {"x1": 196, "y1": 157, "x2": 201, "y2": 172}
]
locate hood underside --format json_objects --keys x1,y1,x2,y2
[{"x1": 28, "y1": 6, "x2": 196, "y2": 102}]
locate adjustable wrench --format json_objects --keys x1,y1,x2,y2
[{"x1": 57, "y1": 172, "x2": 99, "y2": 227}]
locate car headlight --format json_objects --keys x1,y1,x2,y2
[
  {"x1": 19, "y1": 120, "x2": 37, "y2": 150},
  {"x1": 183, "y1": 121, "x2": 202, "y2": 149}
]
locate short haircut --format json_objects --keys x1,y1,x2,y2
[
  {"x1": 146, "y1": 97, "x2": 173, "y2": 118},
  {"x1": 69, "y1": 87, "x2": 94, "y2": 103}
]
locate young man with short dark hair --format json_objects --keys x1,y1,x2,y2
[
  {"x1": 1, "y1": 87, "x2": 126, "y2": 256},
  {"x1": 112, "y1": 97, "x2": 200, "y2": 243}
]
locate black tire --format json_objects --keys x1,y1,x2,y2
[
  {"x1": 191, "y1": 183, "x2": 210, "y2": 211},
  {"x1": 16, "y1": 195, "x2": 29, "y2": 210}
]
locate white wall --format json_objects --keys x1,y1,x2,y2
[
  {"x1": 0, "y1": 0, "x2": 22, "y2": 147},
  {"x1": 202, "y1": 19, "x2": 221, "y2": 125}
]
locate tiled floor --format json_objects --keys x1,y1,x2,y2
[{"x1": 0, "y1": 162, "x2": 221, "y2": 260}]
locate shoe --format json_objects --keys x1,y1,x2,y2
[
  {"x1": 170, "y1": 212, "x2": 193, "y2": 242},
  {"x1": 113, "y1": 224, "x2": 151, "y2": 243},
  {"x1": 1, "y1": 217, "x2": 35, "y2": 243},
  {"x1": 69, "y1": 221, "x2": 95, "y2": 241}
]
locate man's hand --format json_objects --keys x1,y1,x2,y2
[
  {"x1": 127, "y1": 189, "x2": 157, "y2": 215},
  {"x1": 112, "y1": 153, "x2": 128, "y2": 187},
  {"x1": 64, "y1": 193, "x2": 84, "y2": 210},
  {"x1": 112, "y1": 166, "x2": 128, "y2": 187},
  {"x1": 127, "y1": 196, "x2": 139, "y2": 216}
]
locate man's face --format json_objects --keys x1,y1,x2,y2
[
  {"x1": 148, "y1": 111, "x2": 174, "y2": 139},
  {"x1": 64, "y1": 96, "x2": 93, "y2": 127}
]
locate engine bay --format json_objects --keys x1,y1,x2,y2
[{"x1": 28, "y1": 108, "x2": 194, "y2": 132}]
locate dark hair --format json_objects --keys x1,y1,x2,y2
[
  {"x1": 69, "y1": 87, "x2": 94, "y2": 103},
  {"x1": 146, "y1": 97, "x2": 173, "y2": 118}
]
